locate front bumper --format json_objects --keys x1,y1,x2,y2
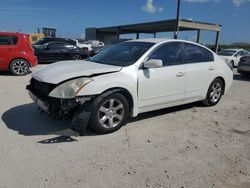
[{"x1": 26, "y1": 78, "x2": 96, "y2": 135}]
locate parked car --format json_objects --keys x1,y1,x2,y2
[
  {"x1": 34, "y1": 42, "x2": 89, "y2": 63},
  {"x1": 73, "y1": 39, "x2": 92, "y2": 51},
  {"x1": 237, "y1": 55, "x2": 250, "y2": 76},
  {"x1": 27, "y1": 39, "x2": 233, "y2": 135},
  {"x1": 33, "y1": 37, "x2": 76, "y2": 47},
  {"x1": 73, "y1": 39, "x2": 105, "y2": 53},
  {"x1": 218, "y1": 48, "x2": 249, "y2": 67},
  {"x1": 0, "y1": 32, "x2": 37, "y2": 75}
]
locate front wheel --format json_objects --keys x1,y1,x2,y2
[
  {"x1": 89, "y1": 93, "x2": 129, "y2": 134},
  {"x1": 202, "y1": 78, "x2": 224, "y2": 106},
  {"x1": 9, "y1": 59, "x2": 30, "y2": 76}
]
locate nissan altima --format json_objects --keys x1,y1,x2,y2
[{"x1": 27, "y1": 39, "x2": 233, "y2": 134}]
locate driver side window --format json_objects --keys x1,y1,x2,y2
[{"x1": 148, "y1": 42, "x2": 183, "y2": 66}]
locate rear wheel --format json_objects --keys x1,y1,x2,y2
[
  {"x1": 72, "y1": 54, "x2": 82, "y2": 60},
  {"x1": 10, "y1": 59, "x2": 30, "y2": 76},
  {"x1": 203, "y1": 78, "x2": 223, "y2": 106},
  {"x1": 89, "y1": 93, "x2": 129, "y2": 134}
]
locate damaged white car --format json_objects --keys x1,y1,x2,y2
[{"x1": 27, "y1": 39, "x2": 233, "y2": 134}]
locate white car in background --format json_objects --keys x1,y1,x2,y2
[
  {"x1": 218, "y1": 48, "x2": 249, "y2": 67},
  {"x1": 73, "y1": 39, "x2": 92, "y2": 51},
  {"x1": 73, "y1": 39, "x2": 105, "y2": 52},
  {"x1": 27, "y1": 39, "x2": 233, "y2": 135}
]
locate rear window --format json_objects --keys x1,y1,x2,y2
[
  {"x1": 0, "y1": 35, "x2": 18, "y2": 45},
  {"x1": 183, "y1": 43, "x2": 214, "y2": 63}
]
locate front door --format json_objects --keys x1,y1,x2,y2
[{"x1": 138, "y1": 42, "x2": 186, "y2": 113}]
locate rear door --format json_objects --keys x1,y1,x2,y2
[
  {"x1": 0, "y1": 35, "x2": 18, "y2": 70},
  {"x1": 183, "y1": 42, "x2": 216, "y2": 100}
]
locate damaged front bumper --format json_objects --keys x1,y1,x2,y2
[{"x1": 27, "y1": 85, "x2": 94, "y2": 135}]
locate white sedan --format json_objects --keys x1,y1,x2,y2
[
  {"x1": 27, "y1": 39, "x2": 233, "y2": 134},
  {"x1": 218, "y1": 48, "x2": 249, "y2": 67}
]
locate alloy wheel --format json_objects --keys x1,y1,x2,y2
[
  {"x1": 11, "y1": 59, "x2": 29, "y2": 75},
  {"x1": 98, "y1": 99, "x2": 124, "y2": 128},
  {"x1": 209, "y1": 82, "x2": 222, "y2": 103},
  {"x1": 72, "y1": 54, "x2": 82, "y2": 60}
]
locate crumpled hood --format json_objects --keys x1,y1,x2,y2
[{"x1": 32, "y1": 60, "x2": 122, "y2": 84}]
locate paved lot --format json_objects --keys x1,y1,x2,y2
[{"x1": 0, "y1": 65, "x2": 250, "y2": 188}]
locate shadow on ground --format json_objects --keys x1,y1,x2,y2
[
  {"x1": 1, "y1": 103, "x2": 75, "y2": 136},
  {"x1": 128, "y1": 102, "x2": 197, "y2": 123},
  {"x1": 0, "y1": 71, "x2": 13, "y2": 76},
  {"x1": 233, "y1": 74, "x2": 250, "y2": 81},
  {"x1": 2, "y1": 102, "x2": 199, "y2": 138}
]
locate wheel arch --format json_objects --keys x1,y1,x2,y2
[
  {"x1": 99, "y1": 87, "x2": 134, "y2": 116},
  {"x1": 215, "y1": 76, "x2": 225, "y2": 95}
]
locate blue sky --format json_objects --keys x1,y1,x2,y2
[{"x1": 0, "y1": 0, "x2": 249, "y2": 44}]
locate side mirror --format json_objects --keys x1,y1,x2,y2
[{"x1": 144, "y1": 59, "x2": 163, "y2": 68}]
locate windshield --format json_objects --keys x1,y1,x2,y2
[
  {"x1": 89, "y1": 42, "x2": 154, "y2": 67},
  {"x1": 218, "y1": 50, "x2": 237, "y2": 56}
]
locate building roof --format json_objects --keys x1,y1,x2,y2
[{"x1": 96, "y1": 19, "x2": 221, "y2": 34}]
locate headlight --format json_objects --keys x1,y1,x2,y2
[{"x1": 49, "y1": 77, "x2": 93, "y2": 99}]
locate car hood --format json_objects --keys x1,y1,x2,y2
[{"x1": 32, "y1": 60, "x2": 122, "y2": 84}]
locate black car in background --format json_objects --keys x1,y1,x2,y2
[
  {"x1": 34, "y1": 42, "x2": 89, "y2": 63},
  {"x1": 34, "y1": 37, "x2": 76, "y2": 46},
  {"x1": 238, "y1": 55, "x2": 250, "y2": 76}
]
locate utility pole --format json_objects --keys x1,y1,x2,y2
[{"x1": 174, "y1": 0, "x2": 181, "y2": 39}]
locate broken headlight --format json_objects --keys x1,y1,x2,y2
[{"x1": 49, "y1": 78, "x2": 93, "y2": 99}]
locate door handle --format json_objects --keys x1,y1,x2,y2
[
  {"x1": 176, "y1": 72, "x2": 185, "y2": 77},
  {"x1": 208, "y1": 66, "x2": 215, "y2": 71}
]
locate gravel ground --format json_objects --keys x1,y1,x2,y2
[{"x1": 0, "y1": 65, "x2": 249, "y2": 188}]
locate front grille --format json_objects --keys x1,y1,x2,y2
[{"x1": 29, "y1": 78, "x2": 57, "y2": 100}]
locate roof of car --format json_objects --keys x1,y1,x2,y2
[
  {"x1": 127, "y1": 38, "x2": 209, "y2": 46},
  {"x1": 0, "y1": 32, "x2": 26, "y2": 36},
  {"x1": 128, "y1": 38, "x2": 171, "y2": 43}
]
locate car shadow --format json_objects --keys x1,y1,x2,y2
[
  {"x1": 2, "y1": 102, "x2": 201, "y2": 139},
  {"x1": 128, "y1": 102, "x2": 199, "y2": 124},
  {"x1": 233, "y1": 74, "x2": 250, "y2": 81},
  {"x1": 0, "y1": 71, "x2": 13, "y2": 76},
  {"x1": 1, "y1": 103, "x2": 75, "y2": 137}
]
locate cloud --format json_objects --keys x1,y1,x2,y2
[
  {"x1": 141, "y1": 0, "x2": 163, "y2": 14},
  {"x1": 233, "y1": 0, "x2": 250, "y2": 6},
  {"x1": 187, "y1": 17, "x2": 193, "y2": 21},
  {"x1": 0, "y1": 6, "x2": 54, "y2": 11}
]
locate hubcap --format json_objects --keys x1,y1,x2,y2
[
  {"x1": 210, "y1": 82, "x2": 222, "y2": 103},
  {"x1": 73, "y1": 55, "x2": 82, "y2": 60},
  {"x1": 98, "y1": 99, "x2": 124, "y2": 128},
  {"x1": 12, "y1": 60, "x2": 29, "y2": 75}
]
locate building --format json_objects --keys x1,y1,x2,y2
[{"x1": 85, "y1": 19, "x2": 221, "y2": 52}]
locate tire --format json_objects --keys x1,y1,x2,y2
[
  {"x1": 72, "y1": 54, "x2": 82, "y2": 60},
  {"x1": 9, "y1": 59, "x2": 30, "y2": 76},
  {"x1": 89, "y1": 93, "x2": 129, "y2": 134},
  {"x1": 202, "y1": 78, "x2": 224, "y2": 106}
]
